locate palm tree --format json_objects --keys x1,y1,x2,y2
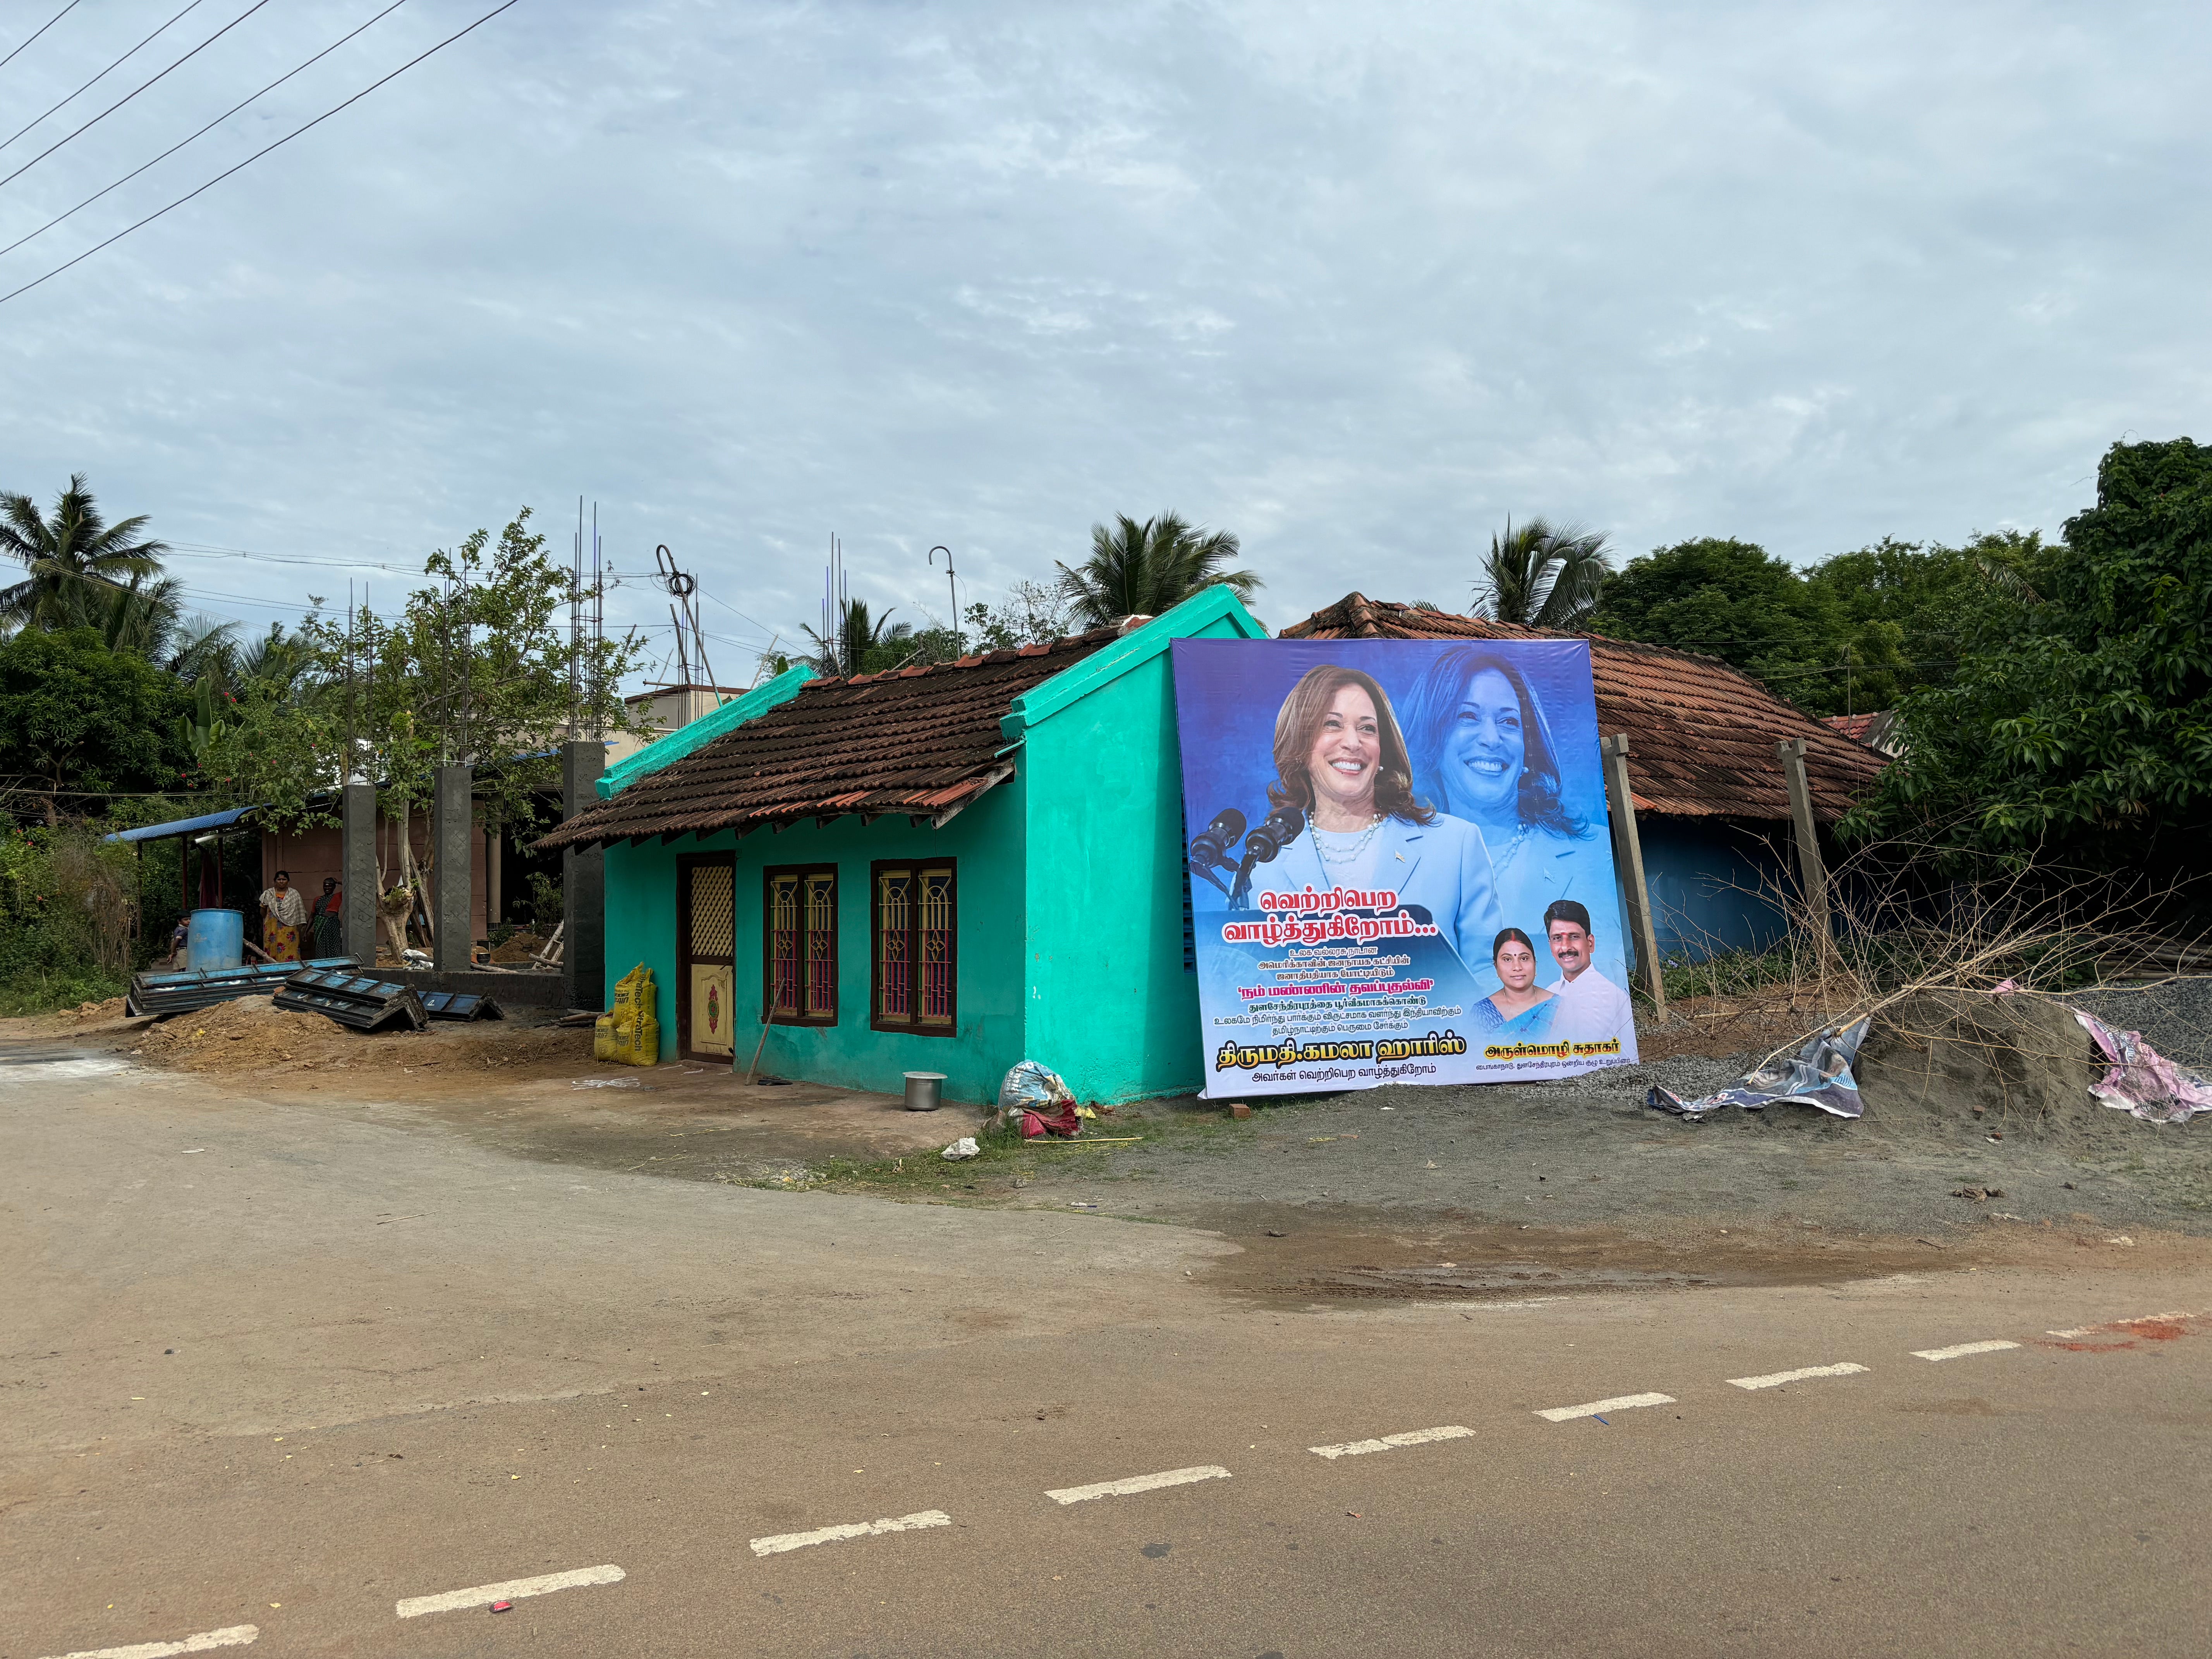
[
  {"x1": 801, "y1": 596, "x2": 914, "y2": 678},
  {"x1": 88, "y1": 573, "x2": 239, "y2": 685},
  {"x1": 0, "y1": 473, "x2": 170, "y2": 631},
  {"x1": 1056, "y1": 512, "x2": 1261, "y2": 630},
  {"x1": 1473, "y1": 517, "x2": 1612, "y2": 629}
]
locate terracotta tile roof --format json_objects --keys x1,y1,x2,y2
[
  {"x1": 536, "y1": 629, "x2": 1121, "y2": 851},
  {"x1": 1822, "y1": 710, "x2": 1903, "y2": 755},
  {"x1": 1278, "y1": 593, "x2": 1887, "y2": 823}
]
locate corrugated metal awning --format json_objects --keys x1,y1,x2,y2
[{"x1": 102, "y1": 805, "x2": 262, "y2": 845}]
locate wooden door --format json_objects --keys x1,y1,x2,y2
[{"x1": 677, "y1": 855, "x2": 737, "y2": 1060}]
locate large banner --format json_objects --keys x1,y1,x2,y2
[{"x1": 1173, "y1": 638, "x2": 1638, "y2": 1097}]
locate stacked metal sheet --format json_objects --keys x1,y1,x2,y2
[
  {"x1": 127, "y1": 957, "x2": 355, "y2": 1018},
  {"x1": 419, "y1": 990, "x2": 502, "y2": 1022},
  {"x1": 272, "y1": 968, "x2": 428, "y2": 1033}
]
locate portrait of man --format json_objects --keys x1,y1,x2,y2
[{"x1": 1542, "y1": 898, "x2": 1632, "y2": 1042}]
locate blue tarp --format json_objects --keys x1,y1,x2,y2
[{"x1": 102, "y1": 805, "x2": 262, "y2": 845}]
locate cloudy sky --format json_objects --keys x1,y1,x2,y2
[{"x1": 2, "y1": 0, "x2": 2206, "y2": 686}]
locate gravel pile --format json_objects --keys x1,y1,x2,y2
[{"x1": 2073, "y1": 977, "x2": 2212, "y2": 1073}]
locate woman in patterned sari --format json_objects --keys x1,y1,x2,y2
[{"x1": 259, "y1": 869, "x2": 307, "y2": 963}]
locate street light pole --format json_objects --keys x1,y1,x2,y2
[{"x1": 929, "y1": 545, "x2": 958, "y2": 657}]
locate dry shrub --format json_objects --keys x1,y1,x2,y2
[{"x1": 1659, "y1": 835, "x2": 2207, "y2": 1075}]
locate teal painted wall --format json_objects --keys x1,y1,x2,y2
[
  {"x1": 600, "y1": 779, "x2": 1029, "y2": 1103},
  {"x1": 1013, "y1": 604, "x2": 1256, "y2": 1102},
  {"x1": 596, "y1": 588, "x2": 1266, "y2": 1107}
]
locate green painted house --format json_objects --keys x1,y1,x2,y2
[{"x1": 538, "y1": 588, "x2": 1268, "y2": 1103}]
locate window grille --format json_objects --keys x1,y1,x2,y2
[
  {"x1": 876, "y1": 869, "x2": 913, "y2": 1023},
  {"x1": 764, "y1": 866, "x2": 836, "y2": 1024},
  {"x1": 873, "y1": 860, "x2": 955, "y2": 1034}
]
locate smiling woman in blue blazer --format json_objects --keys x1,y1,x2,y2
[{"x1": 1258, "y1": 664, "x2": 1503, "y2": 972}]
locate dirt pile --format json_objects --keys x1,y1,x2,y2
[
  {"x1": 489, "y1": 932, "x2": 546, "y2": 964},
  {"x1": 1855, "y1": 990, "x2": 2103, "y2": 1137},
  {"x1": 130, "y1": 994, "x2": 588, "y2": 1077},
  {"x1": 133, "y1": 996, "x2": 344, "y2": 1071}
]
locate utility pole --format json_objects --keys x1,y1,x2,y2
[
  {"x1": 931, "y1": 545, "x2": 959, "y2": 656},
  {"x1": 1600, "y1": 733, "x2": 1667, "y2": 1020}
]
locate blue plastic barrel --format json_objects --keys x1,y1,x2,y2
[{"x1": 187, "y1": 908, "x2": 244, "y2": 971}]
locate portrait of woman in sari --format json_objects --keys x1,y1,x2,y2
[{"x1": 1470, "y1": 926, "x2": 1557, "y2": 1036}]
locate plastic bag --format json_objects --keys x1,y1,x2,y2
[
  {"x1": 998, "y1": 1060, "x2": 1074, "y2": 1111},
  {"x1": 941, "y1": 1136, "x2": 980, "y2": 1160}
]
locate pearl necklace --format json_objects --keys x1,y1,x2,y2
[
  {"x1": 1488, "y1": 822, "x2": 1531, "y2": 873},
  {"x1": 1310, "y1": 812, "x2": 1385, "y2": 867}
]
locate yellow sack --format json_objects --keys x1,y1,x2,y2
[{"x1": 594, "y1": 964, "x2": 660, "y2": 1066}]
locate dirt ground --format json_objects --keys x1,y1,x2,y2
[{"x1": 7, "y1": 978, "x2": 2209, "y2": 1302}]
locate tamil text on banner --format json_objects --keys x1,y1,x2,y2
[{"x1": 1173, "y1": 638, "x2": 1639, "y2": 1097}]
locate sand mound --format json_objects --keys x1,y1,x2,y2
[
  {"x1": 133, "y1": 995, "x2": 351, "y2": 1071},
  {"x1": 1855, "y1": 990, "x2": 2103, "y2": 1136},
  {"x1": 130, "y1": 993, "x2": 587, "y2": 1077}
]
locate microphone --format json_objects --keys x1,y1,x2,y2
[
  {"x1": 1229, "y1": 804, "x2": 1305, "y2": 907},
  {"x1": 1187, "y1": 807, "x2": 1247, "y2": 898}
]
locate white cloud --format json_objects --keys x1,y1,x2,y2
[{"x1": 0, "y1": 0, "x2": 2206, "y2": 676}]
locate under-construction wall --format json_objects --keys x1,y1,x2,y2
[{"x1": 259, "y1": 820, "x2": 493, "y2": 942}]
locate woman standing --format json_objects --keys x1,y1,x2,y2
[
  {"x1": 1402, "y1": 647, "x2": 1611, "y2": 939},
  {"x1": 1257, "y1": 663, "x2": 1502, "y2": 967},
  {"x1": 258, "y1": 869, "x2": 307, "y2": 963},
  {"x1": 307, "y1": 876, "x2": 344, "y2": 960}
]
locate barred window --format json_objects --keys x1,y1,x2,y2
[
  {"x1": 872, "y1": 861, "x2": 955, "y2": 1034},
  {"x1": 764, "y1": 865, "x2": 837, "y2": 1025}
]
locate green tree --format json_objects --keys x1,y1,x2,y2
[
  {"x1": 1804, "y1": 532, "x2": 2050, "y2": 714},
  {"x1": 802, "y1": 597, "x2": 913, "y2": 677},
  {"x1": 203, "y1": 509, "x2": 643, "y2": 943},
  {"x1": 1848, "y1": 438, "x2": 2212, "y2": 866},
  {"x1": 1056, "y1": 512, "x2": 1259, "y2": 630},
  {"x1": 0, "y1": 474, "x2": 170, "y2": 632},
  {"x1": 0, "y1": 627, "x2": 192, "y2": 824},
  {"x1": 1473, "y1": 517, "x2": 1612, "y2": 628},
  {"x1": 1591, "y1": 536, "x2": 1846, "y2": 702}
]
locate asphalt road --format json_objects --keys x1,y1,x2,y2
[{"x1": 6, "y1": 1053, "x2": 2210, "y2": 1658}]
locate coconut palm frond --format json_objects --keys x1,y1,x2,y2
[
  {"x1": 1474, "y1": 516, "x2": 1613, "y2": 629},
  {"x1": 1056, "y1": 512, "x2": 1261, "y2": 630}
]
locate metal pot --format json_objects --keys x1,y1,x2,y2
[{"x1": 902, "y1": 1071, "x2": 947, "y2": 1111}]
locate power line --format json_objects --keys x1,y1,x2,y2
[
  {"x1": 0, "y1": 0, "x2": 209, "y2": 153},
  {"x1": 0, "y1": 0, "x2": 523, "y2": 309},
  {"x1": 0, "y1": 0, "x2": 278, "y2": 195},
  {"x1": 0, "y1": 0, "x2": 412, "y2": 261},
  {"x1": 0, "y1": 1, "x2": 86, "y2": 76}
]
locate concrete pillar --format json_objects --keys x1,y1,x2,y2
[
  {"x1": 561, "y1": 740, "x2": 606, "y2": 1011},
  {"x1": 433, "y1": 764, "x2": 474, "y2": 971},
  {"x1": 342, "y1": 783, "x2": 379, "y2": 969}
]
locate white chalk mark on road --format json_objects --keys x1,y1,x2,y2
[
  {"x1": 1913, "y1": 1340, "x2": 2020, "y2": 1361},
  {"x1": 41, "y1": 1626, "x2": 256, "y2": 1659},
  {"x1": 1728, "y1": 1362, "x2": 1868, "y2": 1391},
  {"x1": 396, "y1": 1564, "x2": 624, "y2": 1618},
  {"x1": 1047, "y1": 1465, "x2": 1232, "y2": 1504},
  {"x1": 1310, "y1": 1425, "x2": 1475, "y2": 1459},
  {"x1": 1534, "y1": 1392, "x2": 1674, "y2": 1422},
  {"x1": 750, "y1": 1510, "x2": 952, "y2": 1557}
]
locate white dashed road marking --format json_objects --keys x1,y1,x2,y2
[
  {"x1": 1534, "y1": 1392, "x2": 1674, "y2": 1423},
  {"x1": 1310, "y1": 1425, "x2": 1475, "y2": 1459},
  {"x1": 1046, "y1": 1465, "x2": 1232, "y2": 1504},
  {"x1": 41, "y1": 1627, "x2": 257, "y2": 1659},
  {"x1": 749, "y1": 1510, "x2": 952, "y2": 1557},
  {"x1": 1913, "y1": 1340, "x2": 2020, "y2": 1361},
  {"x1": 1728, "y1": 1362, "x2": 1868, "y2": 1391},
  {"x1": 396, "y1": 1565, "x2": 625, "y2": 1618}
]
